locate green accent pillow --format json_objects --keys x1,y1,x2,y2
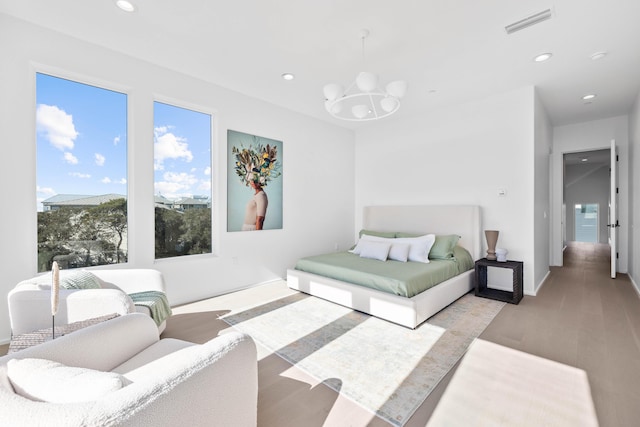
[
  {"x1": 59, "y1": 270, "x2": 102, "y2": 290},
  {"x1": 358, "y1": 229, "x2": 396, "y2": 238},
  {"x1": 453, "y1": 245, "x2": 474, "y2": 271},
  {"x1": 429, "y1": 235, "x2": 461, "y2": 259}
]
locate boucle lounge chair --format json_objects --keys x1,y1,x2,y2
[
  {"x1": 0, "y1": 313, "x2": 258, "y2": 427},
  {"x1": 8, "y1": 268, "x2": 170, "y2": 335}
]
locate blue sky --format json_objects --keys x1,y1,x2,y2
[
  {"x1": 36, "y1": 73, "x2": 212, "y2": 210},
  {"x1": 153, "y1": 101, "x2": 212, "y2": 200}
]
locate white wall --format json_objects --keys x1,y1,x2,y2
[
  {"x1": 629, "y1": 92, "x2": 640, "y2": 292},
  {"x1": 354, "y1": 86, "x2": 542, "y2": 295},
  {"x1": 551, "y1": 116, "x2": 630, "y2": 272},
  {"x1": 534, "y1": 91, "x2": 552, "y2": 292},
  {"x1": 0, "y1": 14, "x2": 355, "y2": 342}
]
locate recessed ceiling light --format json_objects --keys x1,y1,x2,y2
[
  {"x1": 116, "y1": 1, "x2": 136, "y2": 12},
  {"x1": 581, "y1": 158, "x2": 588, "y2": 162},
  {"x1": 534, "y1": 53, "x2": 552, "y2": 62},
  {"x1": 582, "y1": 94, "x2": 597, "y2": 101},
  {"x1": 590, "y1": 52, "x2": 607, "y2": 60},
  {"x1": 281, "y1": 73, "x2": 295, "y2": 81}
]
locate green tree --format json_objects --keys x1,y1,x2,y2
[
  {"x1": 182, "y1": 208, "x2": 212, "y2": 254},
  {"x1": 155, "y1": 207, "x2": 184, "y2": 258},
  {"x1": 88, "y1": 198, "x2": 128, "y2": 263},
  {"x1": 37, "y1": 208, "x2": 75, "y2": 271}
]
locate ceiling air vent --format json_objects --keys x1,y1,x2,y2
[{"x1": 505, "y1": 9, "x2": 552, "y2": 34}]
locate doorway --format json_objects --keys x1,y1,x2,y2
[{"x1": 562, "y1": 149, "x2": 611, "y2": 262}]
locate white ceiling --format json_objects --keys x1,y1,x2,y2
[{"x1": 2, "y1": 0, "x2": 640, "y2": 129}]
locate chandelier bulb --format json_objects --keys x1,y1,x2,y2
[
  {"x1": 380, "y1": 97, "x2": 399, "y2": 113},
  {"x1": 356, "y1": 72, "x2": 379, "y2": 93},
  {"x1": 323, "y1": 83, "x2": 344, "y2": 101},
  {"x1": 352, "y1": 104, "x2": 370, "y2": 119}
]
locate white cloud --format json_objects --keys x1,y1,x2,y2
[
  {"x1": 204, "y1": 166, "x2": 211, "y2": 176},
  {"x1": 117, "y1": 178, "x2": 127, "y2": 184},
  {"x1": 154, "y1": 171, "x2": 198, "y2": 199},
  {"x1": 37, "y1": 186, "x2": 56, "y2": 196},
  {"x1": 154, "y1": 126, "x2": 193, "y2": 170},
  {"x1": 198, "y1": 180, "x2": 211, "y2": 191},
  {"x1": 95, "y1": 153, "x2": 105, "y2": 166},
  {"x1": 36, "y1": 104, "x2": 78, "y2": 150},
  {"x1": 64, "y1": 152, "x2": 78, "y2": 164},
  {"x1": 113, "y1": 135, "x2": 120, "y2": 145},
  {"x1": 101, "y1": 177, "x2": 112, "y2": 184},
  {"x1": 69, "y1": 172, "x2": 91, "y2": 179}
]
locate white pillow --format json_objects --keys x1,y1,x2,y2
[
  {"x1": 352, "y1": 234, "x2": 429, "y2": 263},
  {"x1": 350, "y1": 233, "x2": 393, "y2": 255},
  {"x1": 394, "y1": 234, "x2": 436, "y2": 263},
  {"x1": 388, "y1": 242, "x2": 411, "y2": 262},
  {"x1": 358, "y1": 240, "x2": 391, "y2": 261},
  {"x1": 7, "y1": 358, "x2": 130, "y2": 403}
]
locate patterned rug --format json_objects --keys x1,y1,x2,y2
[{"x1": 222, "y1": 291, "x2": 505, "y2": 426}]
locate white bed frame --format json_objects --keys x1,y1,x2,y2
[{"x1": 287, "y1": 205, "x2": 482, "y2": 329}]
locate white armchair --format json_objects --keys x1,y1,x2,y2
[
  {"x1": 8, "y1": 269, "x2": 169, "y2": 335},
  {"x1": 0, "y1": 313, "x2": 258, "y2": 427}
]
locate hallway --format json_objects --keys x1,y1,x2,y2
[{"x1": 480, "y1": 240, "x2": 640, "y2": 426}]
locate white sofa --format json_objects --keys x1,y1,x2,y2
[
  {"x1": 8, "y1": 269, "x2": 169, "y2": 335},
  {"x1": 0, "y1": 313, "x2": 258, "y2": 427}
]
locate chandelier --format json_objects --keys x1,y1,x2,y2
[{"x1": 323, "y1": 29, "x2": 407, "y2": 122}]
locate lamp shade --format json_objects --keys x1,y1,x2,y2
[
  {"x1": 386, "y1": 80, "x2": 407, "y2": 98},
  {"x1": 323, "y1": 83, "x2": 343, "y2": 101},
  {"x1": 380, "y1": 97, "x2": 399, "y2": 113},
  {"x1": 325, "y1": 100, "x2": 343, "y2": 115},
  {"x1": 352, "y1": 104, "x2": 370, "y2": 119},
  {"x1": 356, "y1": 72, "x2": 378, "y2": 92}
]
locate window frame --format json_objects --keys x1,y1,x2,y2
[
  {"x1": 34, "y1": 66, "x2": 132, "y2": 271},
  {"x1": 152, "y1": 95, "x2": 217, "y2": 262}
]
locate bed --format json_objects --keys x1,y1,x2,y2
[{"x1": 286, "y1": 205, "x2": 482, "y2": 328}]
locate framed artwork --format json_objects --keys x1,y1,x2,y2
[{"x1": 227, "y1": 130, "x2": 283, "y2": 232}]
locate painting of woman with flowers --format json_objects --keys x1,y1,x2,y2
[{"x1": 227, "y1": 130, "x2": 283, "y2": 231}]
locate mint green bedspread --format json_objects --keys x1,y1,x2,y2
[{"x1": 294, "y1": 246, "x2": 473, "y2": 298}]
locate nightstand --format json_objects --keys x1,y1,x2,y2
[{"x1": 474, "y1": 258, "x2": 523, "y2": 304}]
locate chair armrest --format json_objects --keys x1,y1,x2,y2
[
  {"x1": 114, "y1": 331, "x2": 258, "y2": 426},
  {"x1": 8, "y1": 288, "x2": 135, "y2": 335},
  {"x1": 0, "y1": 314, "x2": 159, "y2": 372}
]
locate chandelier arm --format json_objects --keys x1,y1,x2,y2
[{"x1": 367, "y1": 92, "x2": 379, "y2": 119}]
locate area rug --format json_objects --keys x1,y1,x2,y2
[{"x1": 221, "y1": 291, "x2": 505, "y2": 426}]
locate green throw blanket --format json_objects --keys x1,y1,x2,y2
[{"x1": 129, "y1": 291, "x2": 172, "y2": 326}]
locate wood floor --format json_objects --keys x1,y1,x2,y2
[
  {"x1": 164, "y1": 242, "x2": 640, "y2": 427},
  {"x1": 2, "y1": 242, "x2": 639, "y2": 426}
]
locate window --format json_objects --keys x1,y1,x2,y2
[
  {"x1": 575, "y1": 203, "x2": 598, "y2": 243},
  {"x1": 36, "y1": 73, "x2": 128, "y2": 272},
  {"x1": 154, "y1": 101, "x2": 212, "y2": 259}
]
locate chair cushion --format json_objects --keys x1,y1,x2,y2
[
  {"x1": 59, "y1": 270, "x2": 102, "y2": 289},
  {"x1": 7, "y1": 358, "x2": 129, "y2": 403}
]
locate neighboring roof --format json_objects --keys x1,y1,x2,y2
[
  {"x1": 154, "y1": 195, "x2": 173, "y2": 204},
  {"x1": 42, "y1": 194, "x2": 126, "y2": 206},
  {"x1": 175, "y1": 197, "x2": 209, "y2": 206}
]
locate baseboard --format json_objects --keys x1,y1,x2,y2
[
  {"x1": 631, "y1": 275, "x2": 640, "y2": 299},
  {"x1": 528, "y1": 270, "x2": 551, "y2": 296}
]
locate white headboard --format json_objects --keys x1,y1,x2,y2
[{"x1": 362, "y1": 205, "x2": 482, "y2": 260}]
